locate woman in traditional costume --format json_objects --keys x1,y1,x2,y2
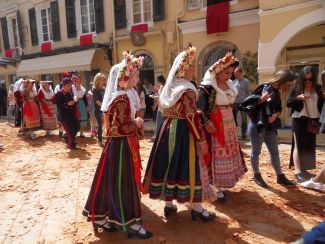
[
  {"x1": 71, "y1": 72, "x2": 88, "y2": 137},
  {"x1": 197, "y1": 53, "x2": 247, "y2": 202},
  {"x1": 20, "y1": 79, "x2": 41, "y2": 139},
  {"x1": 82, "y1": 52, "x2": 153, "y2": 239},
  {"x1": 142, "y1": 47, "x2": 215, "y2": 221},
  {"x1": 37, "y1": 81, "x2": 57, "y2": 135}
]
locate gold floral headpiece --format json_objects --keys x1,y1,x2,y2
[
  {"x1": 176, "y1": 46, "x2": 196, "y2": 78},
  {"x1": 118, "y1": 51, "x2": 144, "y2": 82},
  {"x1": 209, "y1": 52, "x2": 238, "y2": 74}
]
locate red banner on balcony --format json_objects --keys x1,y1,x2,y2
[
  {"x1": 131, "y1": 23, "x2": 148, "y2": 33},
  {"x1": 41, "y1": 42, "x2": 52, "y2": 52},
  {"x1": 5, "y1": 49, "x2": 13, "y2": 58},
  {"x1": 80, "y1": 34, "x2": 93, "y2": 46},
  {"x1": 206, "y1": 0, "x2": 230, "y2": 34}
]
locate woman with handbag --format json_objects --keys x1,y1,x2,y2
[
  {"x1": 286, "y1": 66, "x2": 324, "y2": 182},
  {"x1": 247, "y1": 70, "x2": 296, "y2": 188}
]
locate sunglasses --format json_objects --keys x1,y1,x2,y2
[{"x1": 303, "y1": 78, "x2": 313, "y2": 82}]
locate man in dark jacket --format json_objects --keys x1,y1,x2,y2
[{"x1": 56, "y1": 77, "x2": 80, "y2": 150}]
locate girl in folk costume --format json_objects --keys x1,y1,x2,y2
[
  {"x1": 20, "y1": 79, "x2": 41, "y2": 139},
  {"x1": 71, "y1": 72, "x2": 88, "y2": 137},
  {"x1": 37, "y1": 81, "x2": 57, "y2": 135},
  {"x1": 197, "y1": 53, "x2": 247, "y2": 202},
  {"x1": 142, "y1": 47, "x2": 215, "y2": 221},
  {"x1": 82, "y1": 52, "x2": 153, "y2": 239}
]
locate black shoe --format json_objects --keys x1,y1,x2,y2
[
  {"x1": 70, "y1": 145, "x2": 78, "y2": 150},
  {"x1": 191, "y1": 209, "x2": 215, "y2": 222},
  {"x1": 164, "y1": 205, "x2": 177, "y2": 218},
  {"x1": 253, "y1": 173, "x2": 268, "y2": 188},
  {"x1": 295, "y1": 173, "x2": 306, "y2": 183},
  {"x1": 93, "y1": 222, "x2": 118, "y2": 233},
  {"x1": 59, "y1": 131, "x2": 63, "y2": 138},
  {"x1": 127, "y1": 227, "x2": 153, "y2": 239},
  {"x1": 277, "y1": 174, "x2": 296, "y2": 186}
]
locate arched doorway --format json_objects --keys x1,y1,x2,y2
[
  {"x1": 133, "y1": 50, "x2": 155, "y2": 119},
  {"x1": 198, "y1": 41, "x2": 240, "y2": 82}
]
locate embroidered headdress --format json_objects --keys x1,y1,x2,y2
[
  {"x1": 176, "y1": 46, "x2": 196, "y2": 78},
  {"x1": 118, "y1": 51, "x2": 144, "y2": 83},
  {"x1": 208, "y1": 52, "x2": 239, "y2": 74},
  {"x1": 159, "y1": 46, "x2": 198, "y2": 111}
]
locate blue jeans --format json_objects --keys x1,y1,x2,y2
[
  {"x1": 7, "y1": 105, "x2": 15, "y2": 121},
  {"x1": 94, "y1": 109, "x2": 102, "y2": 143},
  {"x1": 248, "y1": 121, "x2": 282, "y2": 175}
]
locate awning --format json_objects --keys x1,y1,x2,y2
[{"x1": 17, "y1": 49, "x2": 100, "y2": 76}]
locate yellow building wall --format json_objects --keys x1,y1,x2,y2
[
  {"x1": 259, "y1": 0, "x2": 311, "y2": 9},
  {"x1": 183, "y1": 0, "x2": 259, "y2": 21},
  {"x1": 14, "y1": 0, "x2": 114, "y2": 55},
  {"x1": 116, "y1": 32, "x2": 166, "y2": 71},
  {"x1": 260, "y1": 5, "x2": 320, "y2": 42},
  {"x1": 286, "y1": 25, "x2": 325, "y2": 47},
  {"x1": 182, "y1": 23, "x2": 259, "y2": 58}
]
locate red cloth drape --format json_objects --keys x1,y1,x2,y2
[
  {"x1": 41, "y1": 42, "x2": 52, "y2": 52},
  {"x1": 206, "y1": 1, "x2": 230, "y2": 34},
  {"x1": 131, "y1": 23, "x2": 148, "y2": 33},
  {"x1": 80, "y1": 34, "x2": 93, "y2": 46}
]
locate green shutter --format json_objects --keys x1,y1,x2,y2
[
  {"x1": 51, "y1": 0, "x2": 61, "y2": 41},
  {"x1": 17, "y1": 10, "x2": 24, "y2": 48},
  {"x1": 94, "y1": 0, "x2": 105, "y2": 33},
  {"x1": 153, "y1": 0, "x2": 165, "y2": 22},
  {"x1": 114, "y1": 0, "x2": 127, "y2": 29},
  {"x1": 65, "y1": 0, "x2": 77, "y2": 38},
  {"x1": 1, "y1": 17, "x2": 10, "y2": 50},
  {"x1": 28, "y1": 8, "x2": 38, "y2": 46}
]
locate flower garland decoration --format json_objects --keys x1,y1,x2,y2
[
  {"x1": 176, "y1": 46, "x2": 196, "y2": 78},
  {"x1": 209, "y1": 52, "x2": 238, "y2": 74},
  {"x1": 118, "y1": 51, "x2": 144, "y2": 83}
]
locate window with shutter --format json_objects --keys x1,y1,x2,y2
[
  {"x1": 94, "y1": 0, "x2": 104, "y2": 33},
  {"x1": 51, "y1": 0, "x2": 61, "y2": 41},
  {"x1": 0, "y1": 17, "x2": 10, "y2": 50},
  {"x1": 65, "y1": 0, "x2": 77, "y2": 38},
  {"x1": 152, "y1": 0, "x2": 164, "y2": 22},
  {"x1": 17, "y1": 10, "x2": 24, "y2": 48},
  {"x1": 29, "y1": 8, "x2": 39, "y2": 46},
  {"x1": 41, "y1": 8, "x2": 53, "y2": 42},
  {"x1": 114, "y1": 0, "x2": 127, "y2": 29},
  {"x1": 7, "y1": 16, "x2": 20, "y2": 48},
  {"x1": 132, "y1": 0, "x2": 152, "y2": 24},
  {"x1": 80, "y1": 0, "x2": 96, "y2": 34}
]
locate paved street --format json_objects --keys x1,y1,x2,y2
[{"x1": 0, "y1": 120, "x2": 324, "y2": 243}]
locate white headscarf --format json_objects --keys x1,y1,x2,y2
[
  {"x1": 159, "y1": 50, "x2": 197, "y2": 111},
  {"x1": 201, "y1": 61, "x2": 238, "y2": 105},
  {"x1": 40, "y1": 82, "x2": 54, "y2": 99},
  {"x1": 13, "y1": 78, "x2": 23, "y2": 92},
  {"x1": 101, "y1": 63, "x2": 123, "y2": 112}
]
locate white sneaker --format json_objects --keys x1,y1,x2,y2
[{"x1": 301, "y1": 178, "x2": 323, "y2": 190}]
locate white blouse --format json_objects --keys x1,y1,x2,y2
[{"x1": 292, "y1": 91, "x2": 319, "y2": 118}]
